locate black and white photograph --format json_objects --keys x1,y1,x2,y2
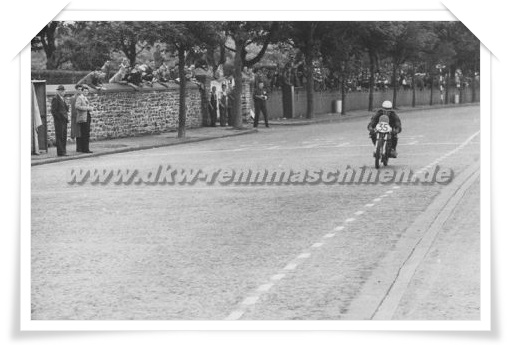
[{"x1": 27, "y1": 17, "x2": 486, "y2": 327}]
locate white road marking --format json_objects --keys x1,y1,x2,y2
[
  {"x1": 257, "y1": 283, "x2": 274, "y2": 292},
  {"x1": 242, "y1": 296, "x2": 260, "y2": 305},
  {"x1": 225, "y1": 310, "x2": 245, "y2": 320},
  {"x1": 284, "y1": 263, "x2": 298, "y2": 270},
  {"x1": 271, "y1": 274, "x2": 286, "y2": 281},
  {"x1": 223, "y1": 130, "x2": 481, "y2": 321}
]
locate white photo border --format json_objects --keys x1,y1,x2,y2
[{"x1": 21, "y1": 9, "x2": 490, "y2": 332}]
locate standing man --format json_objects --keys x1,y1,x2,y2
[
  {"x1": 219, "y1": 83, "x2": 230, "y2": 127},
  {"x1": 253, "y1": 81, "x2": 269, "y2": 128},
  {"x1": 70, "y1": 85, "x2": 82, "y2": 152},
  {"x1": 51, "y1": 85, "x2": 69, "y2": 156},
  {"x1": 209, "y1": 85, "x2": 218, "y2": 127},
  {"x1": 75, "y1": 86, "x2": 94, "y2": 153}
]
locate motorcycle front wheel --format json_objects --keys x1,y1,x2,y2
[{"x1": 375, "y1": 138, "x2": 383, "y2": 169}]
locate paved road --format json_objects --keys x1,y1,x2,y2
[{"x1": 31, "y1": 105, "x2": 480, "y2": 320}]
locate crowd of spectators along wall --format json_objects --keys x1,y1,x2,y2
[{"x1": 44, "y1": 83, "x2": 202, "y2": 145}]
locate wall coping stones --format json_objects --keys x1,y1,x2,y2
[{"x1": 44, "y1": 81, "x2": 199, "y2": 96}]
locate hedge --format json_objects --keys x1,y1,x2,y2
[{"x1": 31, "y1": 70, "x2": 90, "y2": 85}]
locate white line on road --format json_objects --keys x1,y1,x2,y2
[
  {"x1": 257, "y1": 283, "x2": 274, "y2": 292},
  {"x1": 284, "y1": 263, "x2": 298, "y2": 270},
  {"x1": 223, "y1": 130, "x2": 481, "y2": 321},
  {"x1": 242, "y1": 296, "x2": 260, "y2": 306},
  {"x1": 271, "y1": 274, "x2": 286, "y2": 281},
  {"x1": 225, "y1": 310, "x2": 245, "y2": 320}
]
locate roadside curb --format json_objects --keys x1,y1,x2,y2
[
  {"x1": 31, "y1": 128, "x2": 258, "y2": 167},
  {"x1": 268, "y1": 103, "x2": 480, "y2": 126}
]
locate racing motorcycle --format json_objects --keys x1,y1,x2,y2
[{"x1": 373, "y1": 114, "x2": 393, "y2": 169}]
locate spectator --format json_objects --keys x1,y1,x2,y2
[
  {"x1": 109, "y1": 65, "x2": 128, "y2": 84},
  {"x1": 124, "y1": 63, "x2": 143, "y2": 89},
  {"x1": 253, "y1": 81, "x2": 269, "y2": 128},
  {"x1": 75, "y1": 86, "x2": 94, "y2": 153},
  {"x1": 140, "y1": 61, "x2": 156, "y2": 86},
  {"x1": 76, "y1": 70, "x2": 106, "y2": 91},
  {"x1": 208, "y1": 85, "x2": 218, "y2": 127},
  {"x1": 219, "y1": 83, "x2": 232, "y2": 127},
  {"x1": 120, "y1": 58, "x2": 130, "y2": 69},
  {"x1": 50, "y1": 85, "x2": 69, "y2": 156},
  {"x1": 100, "y1": 60, "x2": 115, "y2": 81},
  {"x1": 70, "y1": 85, "x2": 83, "y2": 150},
  {"x1": 153, "y1": 63, "x2": 171, "y2": 86}
]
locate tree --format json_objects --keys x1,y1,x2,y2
[
  {"x1": 320, "y1": 22, "x2": 362, "y2": 115},
  {"x1": 384, "y1": 22, "x2": 437, "y2": 108},
  {"x1": 31, "y1": 22, "x2": 68, "y2": 69},
  {"x1": 147, "y1": 22, "x2": 221, "y2": 138},
  {"x1": 285, "y1": 22, "x2": 329, "y2": 119},
  {"x1": 57, "y1": 22, "x2": 111, "y2": 71},
  {"x1": 357, "y1": 22, "x2": 389, "y2": 111},
  {"x1": 224, "y1": 21, "x2": 279, "y2": 128},
  {"x1": 93, "y1": 22, "x2": 152, "y2": 66}
]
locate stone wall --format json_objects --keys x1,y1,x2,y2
[{"x1": 45, "y1": 83, "x2": 202, "y2": 144}]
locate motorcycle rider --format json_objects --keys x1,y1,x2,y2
[{"x1": 367, "y1": 100, "x2": 402, "y2": 158}]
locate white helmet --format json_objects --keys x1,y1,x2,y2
[{"x1": 382, "y1": 100, "x2": 393, "y2": 109}]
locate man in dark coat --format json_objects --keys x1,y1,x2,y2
[
  {"x1": 219, "y1": 83, "x2": 232, "y2": 127},
  {"x1": 253, "y1": 81, "x2": 270, "y2": 128},
  {"x1": 209, "y1": 86, "x2": 218, "y2": 127},
  {"x1": 51, "y1": 85, "x2": 69, "y2": 156}
]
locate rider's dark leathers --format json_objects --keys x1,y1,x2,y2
[{"x1": 367, "y1": 109, "x2": 402, "y2": 151}]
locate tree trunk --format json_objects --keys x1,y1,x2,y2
[
  {"x1": 177, "y1": 48, "x2": 187, "y2": 139},
  {"x1": 412, "y1": 68, "x2": 416, "y2": 108},
  {"x1": 45, "y1": 54, "x2": 59, "y2": 70},
  {"x1": 471, "y1": 68, "x2": 477, "y2": 103},
  {"x1": 305, "y1": 51, "x2": 314, "y2": 119},
  {"x1": 445, "y1": 69, "x2": 450, "y2": 105},
  {"x1": 392, "y1": 65, "x2": 398, "y2": 109},
  {"x1": 341, "y1": 74, "x2": 346, "y2": 115},
  {"x1": 41, "y1": 23, "x2": 59, "y2": 69},
  {"x1": 231, "y1": 41, "x2": 244, "y2": 129},
  {"x1": 368, "y1": 53, "x2": 375, "y2": 111},
  {"x1": 304, "y1": 25, "x2": 315, "y2": 120},
  {"x1": 430, "y1": 73, "x2": 434, "y2": 106}
]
